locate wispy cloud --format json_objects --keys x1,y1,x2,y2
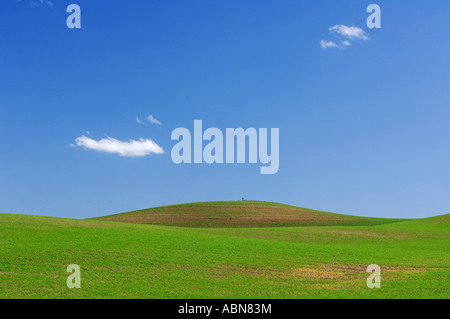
[
  {"x1": 136, "y1": 117, "x2": 145, "y2": 125},
  {"x1": 146, "y1": 115, "x2": 161, "y2": 125},
  {"x1": 74, "y1": 135, "x2": 164, "y2": 157},
  {"x1": 320, "y1": 40, "x2": 339, "y2": 49},
  {"x1": 320, "y1": 24, "x2": 369, "y2": 49},
  {"x1": 16, "y1": 0, "x2": 53, "y2": 8},
  {"x1": 341, "y1": 40, "x2": 351, "y2": 47},
  {"x1": 329, "y1": 25, "x2": 369, "y2": 41},
  {"x1": 136, "y1": 115, "x2": 162, "y2": 125}
]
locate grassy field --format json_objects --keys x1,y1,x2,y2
[
  {"x1": 93, "y1": 201, "x2": 408, "y2": 227},
  {"x1": 0, "y1": 201, "x2": 449, "y2": 298}
]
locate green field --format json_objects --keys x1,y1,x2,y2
[{"x1": 0, "y1": 201, "x2": 449, "y2": 298}]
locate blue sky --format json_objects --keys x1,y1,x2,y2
[{"x1": 1, "y1": 0, "x2": 449, "y2": 219}]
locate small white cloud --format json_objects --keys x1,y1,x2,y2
[
  {"x1": 136, "y1": 117, "x2": 145, "y2": 125},
  {"x1": 320, "y1": 40, "x2": 339, "y2": 49},
  {"x1": 18, "y1": 0, "x2": 53, "y2": 8},
  {"x1": 342, "y1": 40, "x2": 351, "y2": 47},
  {"x1": 33, "y1": 0, "x2": 52, "y2": 7},
  {"x1": 75, "y1": 135, "x2": 164, "y2": 157},
  {"x1": 146, "y1": 115, "x2": 161, "y2": 125},
  {"x1": 329, "y1": 25, "x2": 369, "y2": 41}
]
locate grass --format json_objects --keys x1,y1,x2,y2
[
  {"x1": 0, "y1": 201, "x2": 448, "y2": 298},
  {"x1": 93, "y1": 201, "x2": 408, "y2": 228}
]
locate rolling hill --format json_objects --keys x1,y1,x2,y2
[
  {"x1": 92, "y1": 201, "x2": 409, "y2": 228},
  {"x1": 0, "y1": 201, "x2": 448, "y2": 299}
]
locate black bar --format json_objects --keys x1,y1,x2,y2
[{"x1": 1, "y1": 299, "x2": 447, "y2": 317}]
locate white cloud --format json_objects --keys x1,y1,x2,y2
[
  {"x1": 31, "y1": 0, "x2": 52, "y2": 7},
  {"x1": 320, "y1": 25, "x2": 369, "y2": 49},
  {"x1": 16, "y1": 0, "x2": 53, "y2": 8},
  {"x1": 146, "y1": 115, "x2": 161, "y2": 125},
  {"x1": 329, "y1": 25, "x2": 369, "y2": 41},
  {"x1": 342, "y1": 40, "x2": 351, "y2": 47},
  {"x1": 136, "y1": 117, "x2": 145, "y2": 125},
  {"x1": 320, "y1": 40, "x2": 339, "y2": 49},
  {"x1": 75, "y1": 135, "x2": 164, "y2": 157}
]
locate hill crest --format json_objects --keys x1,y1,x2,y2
[{"x1": 93, "y1": 200, "x2": 409, "y2": 228}]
